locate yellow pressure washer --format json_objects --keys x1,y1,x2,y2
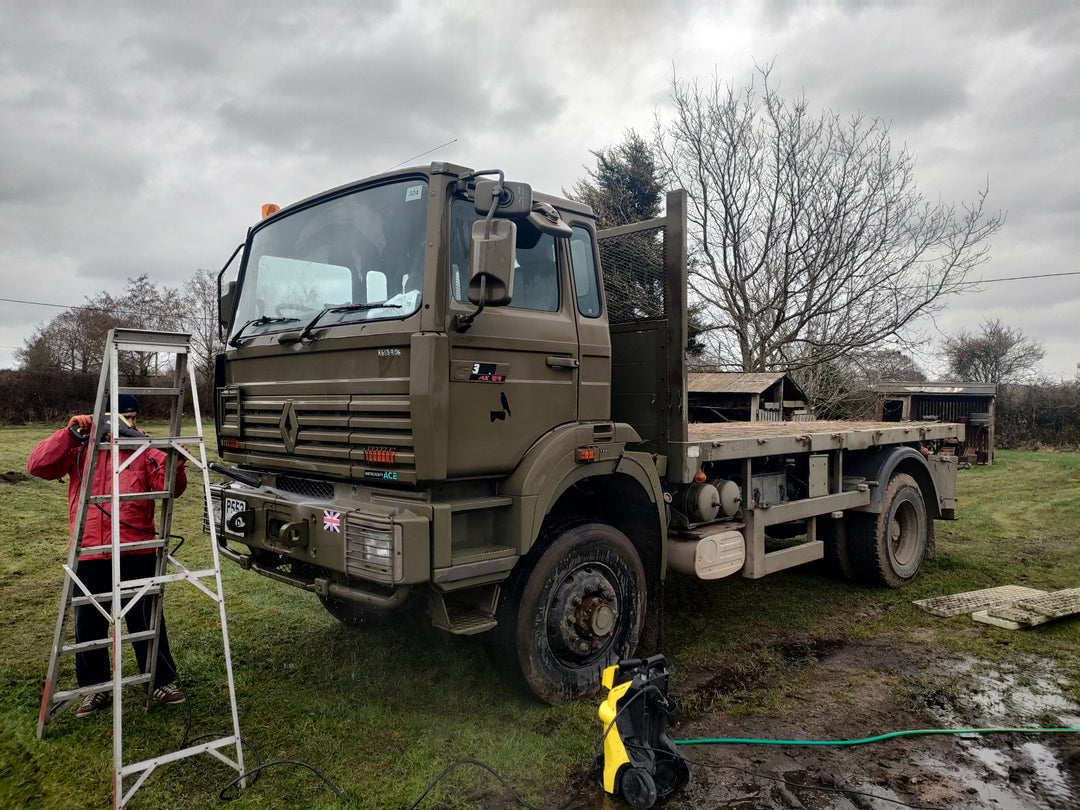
[{"x1": 598, "y1": 655, "x2": 691, "y2": 809}]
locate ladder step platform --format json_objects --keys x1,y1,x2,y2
[{"x1": 118, "y1": 385, "x2": 184, "y2": 396}]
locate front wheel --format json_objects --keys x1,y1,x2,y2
[
  {"x1": 490, "y1": 519, "x2": 646, "y2": 705},
  {"x1": 849, "y1": 473, "x2": 928, "y2": 588}
]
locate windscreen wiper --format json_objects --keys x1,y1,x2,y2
[
  {"x1": 228, "y1": 316, "x2": 300, "y2": 347},
  {"x1": 298, "y1": 302, "x2": 402, "y2": 341}
]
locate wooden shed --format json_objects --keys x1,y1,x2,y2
[
  {"x1": 873, "y1": 381, "x2": 997, "y2": 465},
  {"x1": 688, "y1": 372, "x2": 811, "y2": 423}
]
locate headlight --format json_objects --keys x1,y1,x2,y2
[{"x1": 345, "y1": 513, "x2": 402, "y2": 582}]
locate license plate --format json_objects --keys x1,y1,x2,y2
[{"x1": 224, "y1": 497, "x2": 248, "y2": 536}]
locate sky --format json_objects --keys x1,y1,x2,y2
[{"x1": 1, "y1": 0, "x2": 1078, "y2": 379}]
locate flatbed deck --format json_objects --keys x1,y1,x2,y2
[{"x1": 681, "y1": 420, "x2": 964, "y2": 463}]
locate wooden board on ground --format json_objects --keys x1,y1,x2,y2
[
  {"x1": 972, "y1": 605, "x2": 1054, "y2": 630},
  {"x1": 972, "y1": 587, "x2": 1080, "y2": 630},
  {"x1": 913, "y1": 585, "x2": 1047, "y2": 617}
]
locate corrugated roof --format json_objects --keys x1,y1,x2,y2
[
  {"x1": 873, "y1": 381, "x2": 997, "y2": 396},
  {"x1": 688, "y1": 371, "x2": 804, "y2": 397}
]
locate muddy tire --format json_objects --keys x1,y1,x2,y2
[
  {"x1": 849, "y1": 473, "x2": 928, "y2": 588},
  {"x1": 820, "y1": 515, "x2": 857, "y2": 582},
  {"x1": 489, "y1": 518, "x2": 646, "y2": 705}
]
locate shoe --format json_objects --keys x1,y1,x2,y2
[
  {"x1": 152, "y1": 682, "x2": 186, "y2": 704},
  {"x1": 76, "y1": 692, "x2": 109, "y2": 718}
]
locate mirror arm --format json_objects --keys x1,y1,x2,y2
[{"x1": 453, "y1": 277, "x2": 486, "y2": 332}]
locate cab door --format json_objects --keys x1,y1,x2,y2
[{"x1": 446, "y1": 199, "x2": 579, "y2": 477}]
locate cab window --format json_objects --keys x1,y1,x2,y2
[
  {"x1": 569, "y1": 225, "x2": 602, "y2": 318},
  {"x1": 450, "y1": 198, "x2": 559, "y2": 312}
]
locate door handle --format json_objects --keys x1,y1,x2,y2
[{"x1": 546, "y1": 356, "x2": 580, "y2": 369}]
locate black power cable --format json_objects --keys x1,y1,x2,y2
[{"x1": 669, "y1": 754, "x2": 949, "y2": 810}]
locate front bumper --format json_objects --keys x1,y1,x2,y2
[{"x1": 206, "y1": 479, "x2": 431, "y2": 593}]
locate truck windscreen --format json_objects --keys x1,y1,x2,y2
[{"x1": 229, "y1": 178, "x2": 429, "y2": 342}]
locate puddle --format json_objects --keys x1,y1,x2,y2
[
  {"x1": 661, "y1": 646, "x2": 1079, "y2": 810},
  {"x1": 1024, "y1": 741, "x2": 1074, "y2": 803},
  {"x1": 921, "y1": 654, "x2": 1080, "y2": 808},
  {"x1": 932, "y1": 654, "x2": 1080, "y2": 728}
]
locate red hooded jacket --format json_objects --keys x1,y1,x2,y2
[{"x1": 27, "y1": 425, "x2": 188, "y2": 561}]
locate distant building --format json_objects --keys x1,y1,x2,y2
[
  {"x1": 688, "y1": 372, "x2": 811, "y2": 423},
  {"x1": 873, "y1": 381, "x2": 997, "y2": 465}
]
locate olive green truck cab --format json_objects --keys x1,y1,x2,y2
[{"x1": 209, "y1": 162, "x2": 963, "y2": 704}]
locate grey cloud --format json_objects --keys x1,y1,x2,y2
[{"x1": 1, "y1": 0, "x2": 1078, "y2": 378}]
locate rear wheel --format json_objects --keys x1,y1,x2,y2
[
  {"x1": 849, "y1": 473, "x2": 928, "y2": 587},
  {"x1": 820, "y1": 515, "x2": 856, "y2": 582},
  {"x1": 490, "y1": 519, "x2": 646, "y2": 705}
]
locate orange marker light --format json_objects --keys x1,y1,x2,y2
[
  {"x1": 694, "y1": 470, "x2": 707, "y2": 483},
  {"x1": 576, "y1": 447, "x2": 598, "y2": 463},
  {"x1": 261, "y1": 203, "x2": 280, "y2": 218},
  {"x1": 365, "y1": 447, "x2": 397, "y2": 465}
]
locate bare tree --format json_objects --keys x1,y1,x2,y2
[
  {"x1": 942, "y1": 318, "x2": 1045, "y2": 383},
  {"x1": 182, "y1": 267, "x2": 225, "y2": 408},
  {"x1": 17, "y1": 275, "x2": 184, "y2": 385},
  {"x1": 654, "y1": 66, "x2": 1004, "y2": 373}
]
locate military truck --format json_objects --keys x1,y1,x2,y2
[{"x1": 207, "y1": 162, "x2": 963, "y2": 704}]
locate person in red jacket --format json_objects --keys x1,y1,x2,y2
[{"x1": 28, "y1": 395, "x2": 188, "y2": 718}]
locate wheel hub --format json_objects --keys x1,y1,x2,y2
[{"x1": 547, "y1": 567, "x2": 620, "y2": 660}]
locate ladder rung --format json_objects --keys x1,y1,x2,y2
[
  {"x1": 52, "y1": 673, "x2": 153, "y2": 702},
  {"x1": 119, "y1": 435, "x2": 202, "y2": 446},
  {"x1": 89, "y1": 491, "x2": 171, "y2": 504},
  {"x1": 120, "y1": 735, "x2": 242, "y2": 778},
  {"x1": 61, "y1": 630, "x2": 158, "y2": 655},
  {"x1": 71, "y1": 584, "x2": 164, "y2": 606},
  {"x1": 111, "y1": 436, "x2": 195, "y2": 449},
  {"x1": 77, "y1": 539, "x2": 168, "y2": 557}
]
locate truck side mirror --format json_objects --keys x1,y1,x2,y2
[
  {"x1": 474, "y1": 179, "x2": 532, "y2": 218},
  {"x1": 219, "y1": 280, "x2": 237, "y2": 331},
  {"x1": 468, "y1": 219, "x2": 516, "y2": 307}
]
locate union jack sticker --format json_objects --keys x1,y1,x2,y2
[{"x1": 323, "y1": 510, "x2": 342, "y2": 533}]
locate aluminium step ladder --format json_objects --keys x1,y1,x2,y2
[{"x1": 36, "y1": 328, "x2": 245, "y2": 807}]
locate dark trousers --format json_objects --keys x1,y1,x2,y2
[{"x1": 73, "y1": 554, "x2": 178, "y2": 689}]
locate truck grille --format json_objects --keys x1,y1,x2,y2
[
  {"x1": 219, "y1": 393, "x2": 416, "y2": 483},
  {"x1": 277, "y1": 475, "x2": 335, "y2": 500}
]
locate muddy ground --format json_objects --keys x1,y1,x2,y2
[{"x1": 569, "y1": 639, "x2": 1080, "y2": 809}]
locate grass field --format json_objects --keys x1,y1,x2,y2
[{"x1": 1, "y1": 422, "x2": 1078, "y2": 808}]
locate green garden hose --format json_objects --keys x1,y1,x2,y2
[{"x1": 676, "y1": 727, "x2": 1080, "y2": 746}]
